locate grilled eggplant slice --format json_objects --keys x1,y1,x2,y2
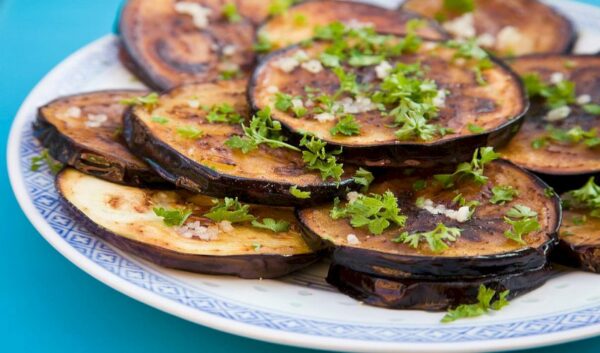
[
  {"x1": 298, "y1": 160, "x2": 561, "y2": 279},
  {"x1": 57, "y1": 168, "x2": 320, "y2": 278},
  {"x1": 257, "y1": 0, "x2": 448, "y2": 51},
  {"x1": 327, "y1": 263, "x2": 553, "y2": 310},
  {"x1": 500, "y1": 55, "x2": 600, "y2": 185},
  {"x1": 250, "y1": 37, "x2": 527, "y2": 168},
  {"x1": 555, "y1": 209, "x2": 600, "y2": 273},
  {"x1": 119, "y1": 0, "x2": 271, "y2": 90},
  {"x1": 402, "y1": 0, "x2": 575, "y2": 57},
  {"x1": 124, "y1": 80, "x2": 358, "y2": 206},
  {"x1": 33, "y1": 90, "x2": 165, "y2": 187}
]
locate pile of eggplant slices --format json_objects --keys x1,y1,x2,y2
[{"x1": 32, "y1": 0, "x2": 600, "y2": 322}]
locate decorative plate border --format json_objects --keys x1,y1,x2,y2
[{"x1": 7, "y1": 1, "x2": 600, "y2": 352}]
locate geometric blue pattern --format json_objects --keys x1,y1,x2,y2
[{"x1": 12, "y1": 0, "x2": 600, "y2": 344}]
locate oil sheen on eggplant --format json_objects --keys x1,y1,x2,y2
[
  {"x1": 250, "y1": 40, "x2": 527, "y2": 168},
  {"x1": 57, "y1": 168, "x2": 320, "y2": 279},
  {"x1": 124, "y1": 80, "x2": 358, "y2": 206},
  {"x1": 402, "y1": 0, "x2": 575, "y2": 57},
  {"x1": 501, "y1": 55, "x2": 600, "y2": 182},
  {"x1": 257, "y1": 0, "x2": 448, "y2": 51},
  {"x1": 327, "y1": 263, "x2": 554, "y2": 310},
  {"x1": 33, "y1": 90, "x2": 165, "y2": 187},
  {"x1": 118, "y1": 0, "x2": 272, "y2": 90},
  {"x1": 298, "y1": 160, "x2": 561, "y2": 279}
]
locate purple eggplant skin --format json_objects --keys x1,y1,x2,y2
[
  {"x1": 297, "y1": 160, "x2": 562, "y2": 280},
  {"x1": 33, "y1": 91, "x2": 167, "y2": 188},
  {"x1": 248, "y1": 44, "x2": 529, "y2": 169},
  {"x1": 327, "y1": 263, "x2": 555, "y2": 311},
  {"x1": 56, "y1": 180, "x2": 322, "y2": 279},
  {"x1": 123, "y1": 108, "x2": 360, "y2": 207},
  {"x1": 552, "y1": 241, "x2": 600, "y2": 274}
]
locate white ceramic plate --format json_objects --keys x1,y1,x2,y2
[{"x1": 8, "y1": 1, "x2": 600, "y2": 352}]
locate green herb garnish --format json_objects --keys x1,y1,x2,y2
[
  {"x1": 177, "y1": 125, "x2": 203, "y2": 139},
  {"x1": 120, "y1": 92, "x2": 159, "y2": 110},
  {"x1": 393, "y1": 223, "x2": 462, "y2": 253},
  {"x1": 330, "y1": 115, "x2": 361, "y2": 136},
  {"x1": 503, "y1": 205, "x2": 540, "y2": 244},
  {"x1": 206, "y1": 103, "x2": 242, "y2": 124},
  {"x1": 300, "y1": 134, "x2": 344, "y2": 182},
  {"x1": 564, "y1": 177, "x2": 600, "y2": 217},
  {"x1": 434, "y1": 147, "x2": 500, "y2": 188},
  {"x1": 490, "y1": 185, "x2": 519, "y2": 205},
  {"x1": 251, "y1": 218, "x2": 290, "y2": 232},
  {"x1": 353, "y1": 168, "x2": 374, "y2": 193},
  {"x1": 151, "y1": 116, "x2": 169, "y2": 124},
  {"x1": 289, "y1": 185, "x2": 311, "y2": 199},
  {"x1": 468, "y1": 123, "x2": 485, "y2": 133},
  {"x1": 522, "y1": 73, "x2": 575, "y2": 109},
  {"x1": 30, "y1": 149, "x2": 63, "y2": 174},
  {"x1": 442, "y1": 0, "x2": 475, "y2": 14},
  {"x1": 442, "y1": 285, "x2": 509, "y2": 323},
  {"x1": 153, "y1": 207, "x2": 192, "y2": 227},
  {"x1": 204, "y1": 197, "x2": 255, "y2": 223},
  {"x1": 222, "y1": 2, "x2": 241, "y2": 23}
]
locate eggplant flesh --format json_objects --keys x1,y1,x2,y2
[
  {"x1": 250, "y1": 40, "x2": 527, "y2": 168},
  {"x1": 118, "y1": 0, "x2": 271, "y2": 90},
  {"x1": 553, "y1": 208, "x2": 600, "y2": 273},
  {"x1": 57, "y1": 168, "x2": 320, "y2": 279},
  {"x1": 257, "y1": 0, "x2": 448, "y2": 51},
  {"x1": 298, "y1": 160, "x2": 561, "y2": 279},
  {"x1": 33, "y1": 90, "x2": 165, "y2": 187},
  {"x1": 402, "y1": 0, "x2": 576, "y2": 57},
  {"x1": 500, "y1": 55, "x2": 600, "y2": 179},
  {"x1": 124, "y1": 80, "x2": 358, "y2": 207},
  {"x1": 327, "y1": 263, "x2": 554, "y2": 311}
]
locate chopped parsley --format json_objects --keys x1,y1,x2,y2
[
  {"x1": 30, "y1": 149, "x2": 63, "y2": 174},
  {"x1": 564, "y1": 177, "x2": 600, "y2": 217},
  {"x1": 252, "y1": 242, "x2": 262, "y2": 252},
  {"x1": 522, "y1": 72, "x2": 575, "y2": 109},
  {"x1": 274, "y1": 92, "x2": 307, "y2": 118},
  {"x1": 204, "y1": 197, "x2": 255, "y2": 223},
  {"x1": 177, "y1": 125, "x2": 203, "y2": 139},
  {"x1": 442, "y1": 285, "x2": 510, "y2": 323},
  {"x1": 330, "y1": 191, "x2": 407, "y2": 235},
  {"x1": 544, "y1": 187, "x2": 556, "y2": 198},
  {"x1": 151, "y1": 116, "x2": 169, "y2": 124},
  {"x1": 206, "y1": 103, "x2": 242, "y2": 124},
  {"x1": 268, "y1": 0, "x2": 296, "y2": 16},
  {"x1": 393, "y1": 223, "x2": 462, "y2": 253},
  {"x1": 251, "y1": 218, "x2": 290, "y2": 233},
  {"x1": 253, "y1": 33, "x2": 273, "y2": 53},
  {"x1": 289, "y1": 185, "x2": 311, "y2": 199},
  {"x1": 153, "y1": 207, "x2": 192, "y2": 227},
  {"x1": 531, "y1": 125, "x2": 600, "y2": 150},
  {"x1": 413, "y1": 179, "x2": 427, "y2": 191},
  {"x1": 219, "y1": 67, "x2": 240, "y2": 80},
  {"x1": 330, "y1": 115, "x2": 361, "y2": 136},
  {"x1": 300, "y1": 134, "x2": 344, "y2": 182},
  {"x1": 353, "y1": 168, "x2": 374, "y2": 192},
  {"x1": 222, "y1": 2, "x2": 241, "y2": 23},
  {"x1": 434, "y1": 147, "x2": 500, "y2": 188},
  {"x1": 293, "y1": 13, "x2": 307, "y2": 26},
  {"x1": 225, "y1": 107, "x2": 300, "y2": 153},
  {"x1": 467, "y1": 123, "x2": 485, "y2": 134},
  {"x1": 120, "y1": 92, "x2": 159, "y2": 110},
  {"x1": 583, "y1": 103, "x2": 600, "y2": 115},
  {"x1": 442, "y1": 0, "x2": 475, "y2": 14},
  {"x1": 490, "y1": 185, "x2": 519, "y2": 205},
  {"x1": 503, "y1": 205, "x2": 540, "y2": 244}
]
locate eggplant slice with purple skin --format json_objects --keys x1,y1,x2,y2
[
  {"x1": 401, "y1": 0, "x2": 576, "y2": 57},
  {"x1": 118, "y1": 0, "x2": 272, "y2": 91},
  {"x1": 500, "y1": 55, "x2": 600, "y2": 192},
  {"x1": 33, "y1": 90, "x2": 165, "y2": 187},
  {"x1": 327, "y1": 263, "x2": 554, "y2": 311},
  {"x1": 298, "y1": 160, "x2": 561, "y2": 280},
  {"x1": 57, "y1": 168, "x2": 321, "y2": 279},
  {"x1": 250, "y1": 37, "x2": 528, "y2": 168},
  {"x1": 256, "y1": 0, "x2": 448, "y2": 52},
  {"x1": 124, "y1": 80, "x2": 359, "y2": 207}
]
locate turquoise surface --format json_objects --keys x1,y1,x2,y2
[{"x1": 1, "y1": 1, "x2": 599, "y2": 352}]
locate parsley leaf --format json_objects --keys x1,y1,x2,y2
[
  {"x1": 490, "y1": 185, "x2": 519, "y2": 205},
  {"x1": 204, "y1": 198, "x2": 256, "y2": 223},
  {"x1": 330, "y1": 191, "x2": 407, "y2": 235},
  {"x1": 445, "y1": 39, "x2": 493, "y2": 85},
  {"x1": 289, "y1": 185, "x2": 311, "y2": 199},
  {"x1": 532, "y1": 125, "x2": 600, "y2": 150},
  {"x1": 468, "y1": 123, "x2": 485, "y2": 133},
  {"x1": 392, "y1": 223, "x2": 462, "y2": 253},
  {"x1": 330, "y1": 115, "x2": 361, "y2": 136},
  {"x1": 251, "y1": 218, "x2": 290, "y2": 232},
  {"x1": 206, "y1": 103, "x2": 242, "y2": 124},
  {"x1": 413, "y1": 179, "x2": 427, "y2": 191},
  {"x1": 583, "y1": 104, "x2": 600, "y2": 115},
  {"x1": 120, "y1": 92, "x2": 159, "y2": 110},
  {"x1": 443, "y1": 0, "x2": 475, "y2": 14},
  {"x1": 353, "y1": 168, "x2": 374, "y2": 193},
  {"x1": 503, "y1": 205, "x2": 540, "y2": 244},
  {"x1": 564, "y1": 177, "x2": 600, "y2": 217},
  {"x1": 225, "y1": 107, "x2": 300, "y2": 153},
  {"x1": 522, "y1": 72, "x2": 575, "y2": 109},
  {"x1": 177, "y1": 125, "x2": 203, "y2": 139},
  {"x1": 442, "y1": 285, "x2": 510, "y2": 323},
  {"x1": 151, "y1": 116, "x2": 169, "y2": 124},
  {"x1": 274, "y1": 92, "x2": 307, "y2": 118},
  {"x1": 268, "y1": 0, "x2": 296, "y2": 16},
  {"x1": 222, "y1": 2, "x2": 241, "y2": 23},
  {"x1": 30, "y1": 149, "x2": 63, "y2": 174},
  {"x1": 253, "y1": 33, "x2": 273, "y2": 53},
  {"x1": 434, "y1": 147, "x2": 500, "y2": 188},
  {"x1": 153, "y1": 207, "x2": 192, "y2": 227},
  {"x1": 300, "y1": 134, "x2": 344, "y2": 182}
]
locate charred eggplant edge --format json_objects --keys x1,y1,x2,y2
[
  {"x1": 33, "y1": 90, "x2": 167, "y2": 187},
  {"x1": 123, "y1": 102, "x2": 359, "y2": 207},
  {"x1": 55, "y1": 170, "x2": 322, "y2": 279},
  {"x1": 326, "y1": 262, "x2": 555, "y2": 310},
  {"x1": 249, "y1": 42, "x2": 530, "y2": 168},
  {"x1": 297, "y1": 159, "x2": 562, "y2": 280}
]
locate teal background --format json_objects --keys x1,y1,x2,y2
[{"x1": 1, "y1": 0, "x2": 599, "y2": 352}]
